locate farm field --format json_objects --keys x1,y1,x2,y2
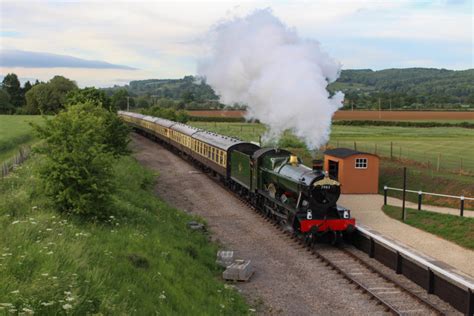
[
  {"x1": 187, "y1": 110, "x2": 474, "y2": 122},
  {"x1": 0, "y1": 115, "x2": 44, "y2": 163},
  {"x1": 189, "y1": 122, "x2": 474, "y2": 174}
]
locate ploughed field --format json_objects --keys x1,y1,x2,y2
[
  {"x1": 0, "y1": 115, "x2": 44, "y2": 163},
  {"x1": 189, "y1": 122, "x2": 474, "y2": 174},
  {"x1": 188, "y1": 110, "x2": 474, "y2": 122}
]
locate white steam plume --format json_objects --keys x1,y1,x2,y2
[{"x1": 198, "y1": 9, "x2": 344, "y2": 150}]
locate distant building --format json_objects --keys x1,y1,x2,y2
[{"x1": 323, "y1": 148, "x2": 379, "y2": 194}]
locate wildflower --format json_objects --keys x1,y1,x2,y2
[
  {"x1": 64, "y1": 291, "x2": 71, "y2": 295},
  {"x1": 46, "y1": 228, "x2": 52, "y2": 231},
  {"x1": 32, "y1": 206, "x2": 38, "y2": 211},
  {"x1": 220, "y1": 304, "x2": 225, "y2": 309},
  {"x1": 22, "y1": 307, "x2": 34, "y2": 314},
  {"x1": 12, "y1": 221, "x2": 19, "y2": 225},
  {"x1": 65, "y1": 297, "x2": 74, "y2": 302},
  {"x1": 41, "y1": 273, "x2": 49, "y2": 277},
  {"x1": 0, "y1": 303, "x2": 13, "y2": 308},
  {"x1": 62, "y1": 303, "x2": 72, "y2": 310},
  {"x1": 10, "y1": 290, "x2": 19, "y2": 294},
  {"x1": 40, "y1": 301, "x2": 54, "y2": 306},
  {"x1": 46, "y1": 251, "x2": 54, "y2": 255},
  {"x1": 159, "y1": 294, "x2": 166, "y2": 300},
  {"x1": 249, "y1": 308, "x2": 256, "y2": 312}
]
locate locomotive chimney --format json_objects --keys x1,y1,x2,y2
[{"x1": 312, "y1": 159, "x2": 323, "y2": 172}]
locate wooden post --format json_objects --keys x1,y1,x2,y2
[
  {"x1": 460, "y1": 158, "x2": 463, "y2": 172},
  {"x1": 460, "y1": 196, "x2": 465, "y2": 217},
  {"x1": 399, "y1": 146, "x2": 402, "y2": 160},
  {"x1": 390, "y1": 142, "x2": 393, "y2": 159},
  {"x1": 436, "y1": 154, "x2": 440, "y2": 172},
  {"x1": 354, "y1": 141, "x2": 357, "y2": 151},
  {"x1": 384, "y1": 186, "x2": 388, "y2": 205},
  {"x1": 418, "y1": 191, "x2": 422, "y2": 211},
  {"x1": 374, "y1": 143, "x2": 377, "y2": 154},
  {"x1": 336, "y1": 140, "x2": 339, "y2": 148}
]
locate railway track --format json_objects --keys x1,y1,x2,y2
[
  {"x1": 235, "y1": 195, "x2": 449, "y2": 315},
  {"x1": 136, "y1": 132, "x2": 461, "y2": 315}
]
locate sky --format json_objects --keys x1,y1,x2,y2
[{"x1": 0, "y1": 0, "x2": 472, "y2": 87}]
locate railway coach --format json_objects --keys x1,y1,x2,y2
[{"x1": 119, "y1": 111, "x2": 355, "y2": 244}]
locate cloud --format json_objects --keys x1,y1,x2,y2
[{"x1": 0, "y1": 49, "x2": 137, "y2": 70}]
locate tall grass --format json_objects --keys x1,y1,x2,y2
[{"x1": 0, "y1": 155, "x2": 249, "y2": 314}]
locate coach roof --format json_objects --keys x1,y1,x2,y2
[{"x1": 324, "y1": 148, "x2": 375, "y2": 158}]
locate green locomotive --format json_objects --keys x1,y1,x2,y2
[{"x1": 230, "y1": 148, "x2": 355, "y2": 243}]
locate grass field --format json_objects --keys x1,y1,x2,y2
[
  {"x1": 0, "y1": 115, "x2": 44, "y2": 163},
  {"x1": 189, "y1": 122, "x2": 474, "y2": 174},
  {"x1": 383, "y1": 205, "x2": 474, "y2": 250},
  {"x1": 0, "y1": 156, "x2": 249, "y2": 314}
]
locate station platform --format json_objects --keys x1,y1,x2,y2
[{"x1": 340, "y1": 194, "x2": 474, "y2": 278}]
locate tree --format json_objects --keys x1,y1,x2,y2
[
  {"x1": 2, "y1": 73, "x2": 23, "y2": 108},
  {"x1": 24, "y1": 76, "x2": 77, "y2": 114},
  {"x1": 23, "y1": 81, "x2": 32, "y2": 94},
  {"x1": 66, "y1": 87, "x2": 112, "y2": 110},
  {"x1": 0, "y1": 89, "x2": 14, "y2": 114},
  {"x1": 33, "y1": 102, "x2": 129, "y2": 218},
  {"x1": 111, "y1": 88, "x2": 134, "y2": 110}
]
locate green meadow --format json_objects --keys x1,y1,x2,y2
[
  {"x1": 189, "y1": 122, "x2": 474, "y2": 174},
  {"x1": 0, "y1": 115, "x2": 45, "y2": 163}
]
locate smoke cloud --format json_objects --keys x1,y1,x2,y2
[{"x1": 198, "y1": 9, "x2": 344, "y2": 149}]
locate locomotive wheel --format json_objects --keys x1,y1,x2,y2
[{"x1": 329, "y1": 231, "x2": 342, "y2": 246}]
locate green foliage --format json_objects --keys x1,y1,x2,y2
[
  {"x1": 24, "y1": 76, "x2": 78, "y2": 114},
  {"x1": 0, "y1": 156, "x2": 249, "y2": 314},
  {"x1": 141, "y1": 106, "x2": 189, "y2": 123},
  {"x1": 0, "y1": 89, "x2": 15, "y2": 114},
  {"x1": 330, "y1": 68, "x2": 474, "y2": 109},
  {"x1": 383, "y1": 205, "x2": 474, "y2": 249},
  {"x1": 1, "y1": 73, "x2": 23, "y2": 108},
  {"x1": 33, "y1": 103, "x2": 129, "y2": 218},
  {"x1": 111, "y1": 88, "x2": 134, "y2": 110},
  {"x1": 66, "y1": 87, "x2": 112, "y2": 110}
]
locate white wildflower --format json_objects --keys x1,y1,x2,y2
[
  {"x1": 64, "y1": 291, "x2": 71, "y2": 295},
  {"x1": 220, "y1": 304, "x2": 225, "y2": 309},
  {"x1": 46, "y1": 251, "x2": 53, "y2": 255},
  {"x1": 22, "y1": 307, "x2": 34, "y2": 314},
  {"x1": 62, "y1": 303, "x2": 72, "y2": 310},
  {"x1": 159, "y1": 294, "x2": 166, "y2": 300},
  {"x1": 11, "y1": 221, "x2": 19, "y2": 225},
  {"x1": 249, "y1": 308, "x2": 256, "y2": 312},
  {"x1": 40, "y1": 301, "x2": 54, "y2": 306},
  {"x1": 46, "y1": 228, "x2": 52, "y2": 231},
  {"x1": 65, "y1": 297, "x2": 74, "y2": 302},
  {"x1": 10, "y1": 290, "x2": 19, "y2": 294},
  {"x1": 41, "y1": 273, "x2": 49, "y2": 277},
  {"x1": 0, "y1": 303, "x2": 13, "y2": 308}
]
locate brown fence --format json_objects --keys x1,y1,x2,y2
[{"x1": 1, "y1": 146, "x2": 31, "y2": 179}]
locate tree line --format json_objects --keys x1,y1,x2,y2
[{"x1": 0, "y1": 73, "x2": 137, "y2": 115}]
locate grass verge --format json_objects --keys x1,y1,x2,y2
[
  {"x1": 382, "y1": 205, "x2": 474, "y2": 250},
  {"x1": 0, "y1": 155, "x2": 248, "y2": 314}
]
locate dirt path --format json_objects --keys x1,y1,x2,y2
[{"x1": 131, "y1": 133, "x2": 390, "y2": 315}]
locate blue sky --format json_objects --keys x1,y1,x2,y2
[{"x1": 0, "y1": 0, "x2": 472, "y2": 87}]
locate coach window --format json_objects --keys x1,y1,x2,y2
[{"x1": 355, "y1": 158, "x2": 368, "y2": 169}]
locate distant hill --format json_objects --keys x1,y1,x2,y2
[
  {"x1": 105, "y1": 68, "x2": 474, "y2": 110},
  {"x1": 329, "y1": 68, "x2": 474, "y2": 110}
]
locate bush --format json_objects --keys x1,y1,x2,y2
[
  {"x1": 33, "y1": 102, "x2": 129, "y2": 218},
  {"x1": 141, "y1": 106, "x2": 189, "y2": 123}
]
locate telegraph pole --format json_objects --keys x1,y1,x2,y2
[{"x1": 127, "y1": 96, "x2": 130, "y2": 111}]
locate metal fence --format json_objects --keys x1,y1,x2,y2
[
  {"x1": 330, "y1": 140, "x2": 473, "y2": 175},
  {"x1": 1, "y1": 146, "x2": 31, "y2": 179},
  {"x1": 383, "y1": 185, "x2": 474, "y2": 217}
]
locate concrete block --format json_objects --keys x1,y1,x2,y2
[
  {"x1": 223, "y1": 259, "x2": 254, "y2": 282},
  {"x1": 216, "y1": 250, "x2": 234, "y2": 267}
]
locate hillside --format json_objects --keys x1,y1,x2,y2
[
  {"x1": 0, "y1": 155, "x2": 248, "y2": 314},
  {"x1": 329, "y1": 68, "x2": 474, "y2": 110},
  {"x1": 105, "y1": 68, "x2": 474, "y2": 110}
]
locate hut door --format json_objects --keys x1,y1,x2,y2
[{"x1": 328, "y1": 160, "x2": 339, "y2": 180}]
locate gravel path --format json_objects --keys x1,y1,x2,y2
[
  {"x1": 131, "y1": 134, "x2": 391, "y2": 316},
  {"x1": 339, "y1": 194, "x2": 474, "y2": 277}
]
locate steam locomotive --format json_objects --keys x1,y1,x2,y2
[{"x1": 119, "y1": 111, "x2": 355, "y2": 244}]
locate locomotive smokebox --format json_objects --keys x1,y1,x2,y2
[{"x1": 312, "y1": 159, "x2": 323, "y2": 172}]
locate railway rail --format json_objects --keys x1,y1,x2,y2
[
  {"x1": 236, "y1": 194, "x2": 449, "y2": 315},
  {"x1": 132, "y1": 129, "x2": 473, "y2": 315}
]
